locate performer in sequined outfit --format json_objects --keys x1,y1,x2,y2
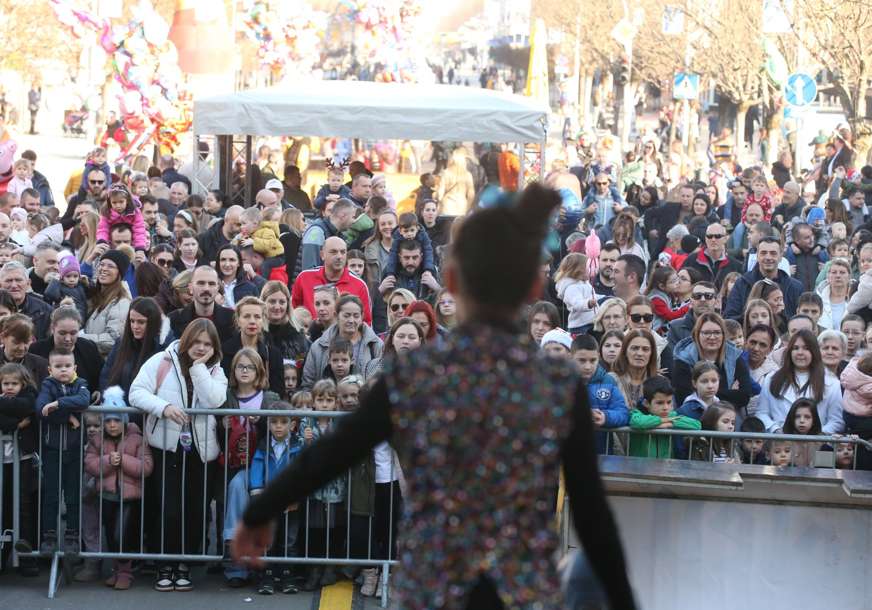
[{"x1": 232, "y1": 184, "x2": 637, "y2": 609}]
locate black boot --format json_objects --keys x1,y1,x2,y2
[{"x1": 301, "y1": 566, "x2": 323, "y2": 591}]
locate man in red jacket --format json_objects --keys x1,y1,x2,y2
[{"x1": 291, "y1": 236, "x2": 372, "y2": 324}]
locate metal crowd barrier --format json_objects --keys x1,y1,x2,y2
[
  {"x1": 1, "y1": 407, "x2": 399, "y2": 606},
  {"x1": 597, "y1": 426, "x2": 872, "y2": 468}
]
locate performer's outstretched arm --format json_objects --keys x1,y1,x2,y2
[
  {"x1": 242, "y1": 378, "x2": 393, "y2": 528},
  {"x1": 561, "y1": 383, "x2": 638, "y2": 610}
]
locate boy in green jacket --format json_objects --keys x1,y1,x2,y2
[{"x1": 629, "y1": 375, "x2": 701, "y2": 458}]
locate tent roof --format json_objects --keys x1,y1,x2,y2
[{"x1": 193, "y1": 80, "x2": 548, "y2": 143}]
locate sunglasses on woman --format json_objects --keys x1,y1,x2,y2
[
  {"x1": 390, "y1": 302, "x2": 409, "y2": 312},
  {"x1": 629, "y1": 313, "x2": 654, "y2": 323}
]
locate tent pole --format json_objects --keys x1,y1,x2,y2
[
  {"x1": 518, "y1": 142, "x2": 526, "y2": 190},
  {"x1": 245, "y1": 135, "x2": 253, "y2": 206},
  {"x1": 193, "y1": 133, "x2": 200, "y2": 196}
]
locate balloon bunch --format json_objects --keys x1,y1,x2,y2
[
  {"x1": 334, "y1": 0, "x2": 431, "y2": 83},
  {"x1": 240, "y1": 0, "x2": 327, "y2": 77},
  {"x1": 50, "y1": 0, "x2": 192, "y2": 160}
]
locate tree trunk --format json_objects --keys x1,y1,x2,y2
[{"x1": 735, "y1": 101, "x2": 753, "y2": 160}]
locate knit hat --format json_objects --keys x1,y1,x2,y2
[
  {"x1": 101, "y1": 386, "x2": 128, "y2": 424},
  {"x1": 540, "y1": 328, "x2": 572, "y2": 351},
  {"x1": 680, "y1": 234, "x2": 700, "y2": 254},
  {"x1": 100, "y1": 249, "x2": 131, "y2": 278},
  {"x1": 58, "y1": 254, "x2": 80, "y2": 278},
  {"x1": 807, "y1": 207, "x2": 825, "y2": 224}
]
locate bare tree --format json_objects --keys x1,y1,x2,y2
[{"x1": 783, "y1": 0, "x2": 872, "y2": 158}]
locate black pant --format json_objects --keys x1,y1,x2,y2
[
  {"x1": 373, "y1": 481, "x2": 402, "y2": 560},
  {"x1": 101, "y1": 499, "x2": 141, "y2": 553},
  {"x1": 146, "y1": 446, "x2": 216, "y2": 556},
  {"x1": 41, "y1": 446, "x2": 81, "y2": 535}
]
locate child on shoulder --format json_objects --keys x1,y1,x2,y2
[
  {"x1": 96, "y1": 184, "x2": 148, "y2": 252},
  {"x1": 313, "y1": 165, "x2": 352, "y2": 212},
  {"x1": 44, "y1": 255, "x2": 89, "y2": 322},
  {"x1": 79, "y1": 147, "x2": 112, "y2": 192},
  {"x1": 382, "y1": 212, "x2": 436, "y2": 280}
]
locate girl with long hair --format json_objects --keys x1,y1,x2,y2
[{"x1": 757, "y1": 329, "x2": 844, "y2": 434}]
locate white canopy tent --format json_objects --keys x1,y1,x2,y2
[{"x1": 193, "y1": 80, "x2": 549, "y2": 144}]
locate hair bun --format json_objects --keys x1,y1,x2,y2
[{"x1": 511, "y1": 182, "x2": 561, "y2": 238}]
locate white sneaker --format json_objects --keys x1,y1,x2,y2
[{"x1": 360, "y1": 568, "x2": 378, "y2": 597}]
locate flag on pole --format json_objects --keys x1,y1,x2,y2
[{"x1": 525, "y1": 18, "x2": 550, "y2": 107}]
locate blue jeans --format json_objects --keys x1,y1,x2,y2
[{"x1": 41, "y1": 446, "x2": 81, "y2": 536}]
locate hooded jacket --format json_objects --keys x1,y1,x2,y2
[
  {"x1": 128, "y1": 341, "x2": 228, "y2": 461},
  {"x1": 84, "y1": 422, "x2": 154, "y2": 500},
  {"x1": 96, "y1": 206, "x2": 148, "y2": 250},
  {"x1": 840, "y1": 357, "x2": 872, "y2": 418},
  {"x1": 252, "y1": 220, "x2": 284, "y2": 258},
  {"x1": 0, "y1": 386, "x2": 39, "y2": 456},
  {"x1": 30, "y1": 335, "x2": 103, "y2": 394},
  {"x1": 82, "y1": 295, "x2": 132, "y2": 357},
  {"x1": 672, "y1": 336, "x2": 753, "y2": 410},
  {"x1": 586, "y1": 366, "x2": 628, "y2": 454},
  {"x1": 556, "y1": 277, "x2": 596, "y2": 329}
]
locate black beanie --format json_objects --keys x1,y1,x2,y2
[
  {"x1": 100, "y1": 249, "x2": 131, "y2": 278},
  {"x1": 680, "y1": 234, "x2": 700, "y2": 254}
]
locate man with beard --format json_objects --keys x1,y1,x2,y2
[
  {"x1": 593, "y1": 244, "x2": 619, "y2": 301},
  {"x1": 167, "y1": 265, "x2": 235, "y2": 338}
]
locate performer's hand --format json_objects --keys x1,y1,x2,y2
[{"x1": 231, "y1": 520, "x2": 274, "y2": 568}]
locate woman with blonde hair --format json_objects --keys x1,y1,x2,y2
[
  {"x1": 220, "y1": 296, "x2": 284, "y2": 394},
  {"x1": 260, "y1": 280, "x2": 310, "y2": 368},
  {"x1": 77, "y1": 210, "x2": 100, "y2": 265},
  {"x1": 436, "y1": 148, "x2": 475, "y2": 216},
  {"x1": 592, "y1": 297, "x2": 628, "y2": 340}
]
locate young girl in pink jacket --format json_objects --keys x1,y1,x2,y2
[
  {"x1": 839, "y1": 352, "x2": 872, "y2": 469},
  {"x1": 96, "y1": 184, "x2": 148, "y2": 251},
  {"x1": 84, "y1": 387, "x2": 153, "y2": 590}
]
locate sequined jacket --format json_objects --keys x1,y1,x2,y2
[{"x1": 382, "y1": 323, "x2": 579, "y2": 609}]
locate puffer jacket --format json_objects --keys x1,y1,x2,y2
[
  {"x1": 672, "y1": 336, "x2": 754, "y2": 410},
  {"x1": 81, "y1": 296, "x2": 132, "y2": 357},
  {"x1": 84, "y1": 423, "x2": 154, "y2": 499},
  {"x1": 96, "y1": 206, "x2": 148, "y2": 250},
  {"x1": 301, "y1": 323, "x2": 383, "y2": 390},
  {"x1": 129, "y1": 341, "x2": 228, "y2": 462},
  {"x1": 840, "y1": 357, "x2": 872, "y2": 417}
]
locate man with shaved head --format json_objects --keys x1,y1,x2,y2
[
  {"x1": 292, "y1": 235, "x2": 372, "y2": 324},
  {"x1": 254, "y1": 188, "x2": 278, "y2": 211},
  {"x1": 199, "y1": 204, "x2": 244, "y2": 263}
]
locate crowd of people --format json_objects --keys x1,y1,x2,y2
[{"x1": 0, "y1": 121, "x2": 870, "y2": 602}]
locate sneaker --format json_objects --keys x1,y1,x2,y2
[
  {"x1": 173, "y1": 564, "x2": 193, "y2": 591},
  {"x1": 340, "y1": 565, "x2": 358, "y2": 581},
  {"x1": 225, "y1": 576, "x2": 247, "y2": 588},
  {"x1": 359, "y1": 568, "x2": 378, "y2": 597},
  {"x1": 114, "y1": 562, "x2": 133, "y2": 590},
  {"x1": 39, "y1": 531, "x2": 57, "y2": 554},
  {"x1": 280, "y1": 569, "x2": 299, "y2": 594},
  {"x1": 154, "y1": 566, "x2": 174, "y2": 592},
  {"x1": 257, "y1": 571, "x2": 275, "y2": 595},
  {"x1": 63, "y1": 530, "x2": 80, "y2": 555}
]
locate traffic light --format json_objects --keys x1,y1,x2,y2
[{"x1": 618, "y1": 58, "x2": 630, "y2": 86}]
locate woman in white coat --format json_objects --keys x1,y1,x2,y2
[
  {"x1": 756, "y1": 329, "x2": 844, "y2": 435},
  {"x1": 80, "y1": 249, "x2": 131, "y2": 356},
  {"x1": 129, "y1": 318, "x2": 228, "y2": 592}
]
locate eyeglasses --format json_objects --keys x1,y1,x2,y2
[
  {"x1": 629, "y1": 313, "x2": 654, "y2": 323},
  {"x1": 706, "y1": 233, "x2": 726, "y2": 239},
  {"x1": 700, "y1": 330, "x2": 723, "y2": 338},
  {"x1": 235, "y1": 364, "x2": 257, "y2": 372},
  {"x1": 89, "y1": 179, "x2": 105, "y2": 185},
  {"x1": 692, "y1": 292, "x2": 716, "y2": 300},
  {"x1": 390, "y1": 302, "x2": 409, "y2": 312}
]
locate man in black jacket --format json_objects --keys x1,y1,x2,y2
[
  {"x1": 1, "y1": 261, "x2": 52, "y2": 340},
  {"x1": 168, "y1": 266, "x2": 235, "y2": 337},
  {"x1": 199, "y1": 205, "x2": 243, "y2": 263}
]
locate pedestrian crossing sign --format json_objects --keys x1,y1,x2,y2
[{"x1": 673, "y1": 72, "x2": 700, "y2": 100}]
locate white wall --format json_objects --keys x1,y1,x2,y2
[{"x1": 604, "y1": 495, "x2": 872, "y2": 610}]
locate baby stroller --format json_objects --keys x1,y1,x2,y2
[{"x1": 62, "y1": 108, "x2": 88, "y2": 136}]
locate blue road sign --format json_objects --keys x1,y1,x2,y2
[
  {"x1": 673, "y1": 72, "x2": 699, "y2": 100},
  {"x1": 785, "y1": 72, "x2": 817, "y2": 107}
]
